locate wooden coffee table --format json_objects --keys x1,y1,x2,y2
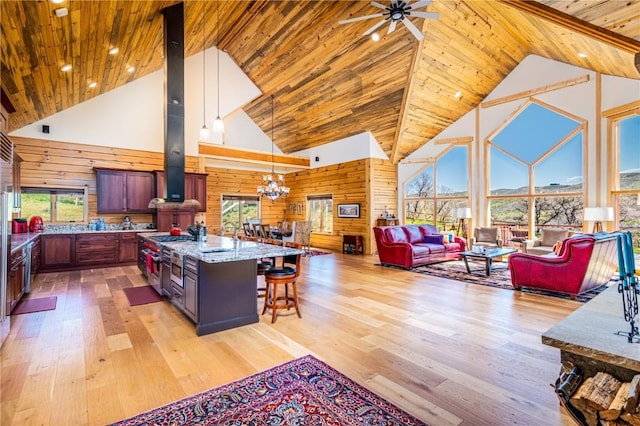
[{"x1": 458, "y1": 247, "x2": 517, "y2": 276}]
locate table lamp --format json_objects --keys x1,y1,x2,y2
[
  {"x1": 454, "y1": 208, "x2": 472, "y2": 242},
  {"x1": 583, "y1": 207, "x2": 613, "y2": 233}
]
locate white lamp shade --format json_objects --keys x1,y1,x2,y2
[
  {"x1": 213, "y1": 116, "x2": 225, "y2": 133},
  {"x1": 583, "y1": 207, "x2": 613, "y2": 221},
  {"x1": 454, "y1": 207, "x2": 472, "y2": 219}
]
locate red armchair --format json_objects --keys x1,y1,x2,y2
[
  {"x1": 373, "y1": 224, "x2": 466, "y2": 269},
  {"x1": 508, "y1": 233, "x2": 618, "y2": 298}
]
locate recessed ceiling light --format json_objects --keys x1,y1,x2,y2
[
  {"x1": 371, "y1": 32, "x2": 380, "y2": 42},
  {"x1": 88, "y1": 82, "x2": 97, "y2": 88},
  {"x1": 60, "y1": 63, "x2": 72, "y2": 72},
  {"x1": 108, "y1": 47, "x2": 119, "y2": 55},
  {"x1": 454, "y1": 91, "x2": 462, "y2": 99},
  {"x1": 578, "y1": 52, "x2": 587, "y2": 58},
  {"x1": 127, "y1": 66, "x2": 135, "y2": 73},
  {"x1": 54, "y1": 8, "x2": 68, "y2": 17},
  {"x1": 51, "y1": 0, "x2": 64, "y2": 4}
]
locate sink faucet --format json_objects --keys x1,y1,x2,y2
[{"x1": 222, "y1": 222, "x2": 239, "y2": 240}]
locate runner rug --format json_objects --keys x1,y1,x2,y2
[
  {"x1": 386, "y1": 260, "x2": 612, "y2": 303},
  {"x1": 109, "y1": 355, "x2": 425, "y2": 426},
  {"x1": 123, "y1": 286, "x2": 163, "y2": 306}
]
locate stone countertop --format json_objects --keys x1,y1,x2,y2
[
  {"x1": 139, "y1": 234, "x2": 304, "y2": 263},
  {"x1": 10, "y1": 233, "x2": 39, "y2": 253},
  {"x1": 10, "y1": 228, "x2": 154, "y2": 253},
  {"x1": 541, "y1": 284, "x2": 640, "y2": 373}
]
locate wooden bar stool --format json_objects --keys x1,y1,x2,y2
[{"x1": 261, "y1": 242, "x2": 302, "y2": 323}]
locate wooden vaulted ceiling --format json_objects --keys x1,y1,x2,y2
[{"x1": 1, "y1": 1, "x2": 639, "y2": 163}]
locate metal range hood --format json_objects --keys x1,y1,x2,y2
[{"x1": 148, "y1": 2, "x2": 200, "y2": 210}]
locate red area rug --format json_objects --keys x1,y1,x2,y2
[
  {"x1": 109, "y1": 355, "x2": 425, "y2": 425},
  {"x1": 12, "y1": 296, "x2": 57, "y2": 315},
  {"x1": 123, "y1": 286, "x2": 163, "y2": 306}
]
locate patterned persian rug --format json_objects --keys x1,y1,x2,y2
[
  {"x1": 383, "y1": 260, "x2": 612, "y2": 303},
  {"x1": 109, "y1": 355, "x2": 425, "y2": 426}
]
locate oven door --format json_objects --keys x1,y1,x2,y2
[
  {"x1": 142, "y1": 246, "x2": 161, "y2": 294},
  {"x1": 170, "y1": 252, "x2": 184, "y2": 288}
]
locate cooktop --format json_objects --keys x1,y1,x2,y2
[{"x1": 148, "y1": 235, "x2": 194, "y2": 243}]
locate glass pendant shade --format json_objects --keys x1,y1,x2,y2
[
  {"x1": 213, "y1": 116, "x2": 225, "y2": 133},
  {"x1": 258, "y1": 174, "x2": 290, "y2": 201},
  {"x1": 200, "y1": 125, "x2": 210, "y2": 141}
]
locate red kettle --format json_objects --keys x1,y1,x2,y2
[{"x1": 29, "y1": 216, "x2": 44, "y2": 232}]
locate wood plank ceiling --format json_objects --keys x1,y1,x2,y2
[{"x1": 1, "y1": 1, "x2": 638, "y2": 163}]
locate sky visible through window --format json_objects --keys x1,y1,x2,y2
[{"x1": 620, "y1": 115, "x2": 640, "y2": 174}]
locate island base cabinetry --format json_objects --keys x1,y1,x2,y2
[{"x1": 196, "y1": 259, "x2": 258, "y2": 336}]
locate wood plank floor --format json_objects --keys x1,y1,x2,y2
[{"x1": 1, "y1": 252, "x2": 578, "y2": 425}]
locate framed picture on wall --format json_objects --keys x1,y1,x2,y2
[{"x1": 337, "y1": 203, "x2": 360, "y2": 218}]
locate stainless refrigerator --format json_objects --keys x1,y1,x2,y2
[{"x1": 0, "y1": 131, "x2": 13, "y2": 348}]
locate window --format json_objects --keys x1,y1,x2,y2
[
  {"x1": 307, "y1": 195, "x2": 332, "y2": 233},
  {"x1": 404, "y1": 146, "x2": 469, "y2": 229},
  {"x1": 222, "y1": 195, "x2": 260, "y2": 229},
  {"x1": 488, "y1": 100, "x2": 584, "y2": 236},
  {"x1": 22, "y1": 187, "x2": 87, "y2": 223}
]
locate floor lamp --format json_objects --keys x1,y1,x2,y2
[
  {"x1": 583, "y1": 207, "x2": 613, "y2": 233},
  {"x1": 455, "y1": 208, "x2": 472, "y2": 242}
]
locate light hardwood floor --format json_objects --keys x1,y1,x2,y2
[{"x1": 1, "y1": 252, "x2": 577, "y2": 425}]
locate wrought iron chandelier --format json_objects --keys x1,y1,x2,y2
[{"x1": 258, "y1": 95, "x2": 289, "y2": 201}]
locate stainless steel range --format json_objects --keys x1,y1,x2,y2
[{"x1": 142, "y1": 234, "x2": 193, "y2": 294}]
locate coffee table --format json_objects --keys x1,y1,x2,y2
[{"x1": 458, "y1": 247, "x2": 517, "y2": 276}]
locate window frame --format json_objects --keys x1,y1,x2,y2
[
  {"x1": 221, "y1": 195, "x2": 260, "y2": 230},
  {"x1": 21, "y1": 186, "x2": 88, "y2": 224},
  {"x1": 307, "y1": 194, "x2": 333, "y2": 234}
]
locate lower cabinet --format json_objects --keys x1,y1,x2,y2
[
  {"x1": 41, "y1": 234, "x2": 76, "y2": 269},
  {"x1": 118, "y1": 232, "x2": 139, "y2": 263},
  {"x1": 8, "y1": 247, "x2": 26, "y2": 313},
  {"x1": 76, "y1": 234, "x2": 118, "y2": 266},
  {"x1": 183, "y1": 257, "x2": 198, "y2": 322}
]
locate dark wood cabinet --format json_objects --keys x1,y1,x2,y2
[
  {"x1": 157, "y1": 208, "x2": 195, "y2": 232},
  {"x1": 342, "y1": 235, "x2": 364, "y2": 255},
  {"x1": 41, "y1": 234, "x2": 75, "y2": 269},
  {"x1": 155, "y1": 171, "x2": 207, "y2": 212},
  {"x1": 31, "y1": 237, "x2": 41, "y2": 278},
  {"x1": 96, "y1": 168, "x2": 155, "y2": 213},
  {"x1": 75, "y1": 234, "x2": 118, "y2": 266},
  {"x1": 118, "y1": 232, "x2": 139, "y2": 263},
  {"x1": 8, "y1": 247, "x2": 26, "y2": 313}
]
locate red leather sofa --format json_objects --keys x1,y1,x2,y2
[
  {"x1": 373, "y1": 224, "x2": 466, "y2": 269},
  {"x1": 508, "y1": 232, "x2": 618, "y2": 299}
]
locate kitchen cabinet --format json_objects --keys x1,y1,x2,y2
[
  {"x1": 157, "y1": 207, "x2": 195, "y2": 232},
  {"x1": 183, "y1": 256, "x2": 198, "y2": 322},
  {"x1": 118, "y1": 232, "x2": 138, "y2": 263},
  {"x1": 41, "y1": 234, "x2": 75, "y2": 269},
  {"x1": 75, "y1": 233, "x2": 118, "y2": 266},
  {"x1": 8, "y1": 247, "x2": 26, "y2": 313},
  {"x1": 96, "y1": 168, "x2": 155, "y2": 213},
  {"x1": 155, "y1": 171, "x2": 207, "y2": 212}
]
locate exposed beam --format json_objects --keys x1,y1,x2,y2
[
  {"x1": 481, "y1": 75, "x2": 590, "y2": 108},
  {"x1": 390, "y1": 36, "x2": 425, "y2": 165},
  {"x1": 399, "y1": 156, "x2": 436, "y2": 164},
  {"x1": 198, "y1": 143, "x2": 310, "y2": 168},
  {"x1": 498, "y1": 0, "x2": 640, "y2": 54},
  {"x1": 434, "y1": 136, "x2": 473, "y2": 145}
]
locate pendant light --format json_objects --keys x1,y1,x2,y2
[
  {"x1": 212, "y1": 0, "x2": 224, "y2": 134},
  {"x1": 199, "y1": 0, "x2": 210, "y2": 141},
  {"x1": 258, "y1": 95, "x2": 289, "y2": 201}
]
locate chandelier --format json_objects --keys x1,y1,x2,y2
[{"x1": 258, "y1": 95, "x2": 289, "y2": 201}]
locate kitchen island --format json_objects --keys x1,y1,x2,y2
[{"x1": 140, "y1": 234, "x2": 303, "y2": 335}]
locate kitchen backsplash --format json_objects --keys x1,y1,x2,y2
[{"x1": 44, "y1": 222, "x2": 156, "y2": 233}]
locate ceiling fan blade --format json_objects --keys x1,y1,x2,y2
[
  {"x1": 370, "y1": 1, "x2": 389, "y2": 10},
  {"x1": 363, "y1": 18, "x2": 389, "y2": 36},
  {"x1": 402, "y1": 18, "x2": 424, "y2": 41},
  {"x1": 409, "y1": 0, "x2": 433, "y2": 9},
  {"x1": 339, "y1": 13, "x2": 385, "y2": 24},
  {"x1": 388, "y1": 20, "x2": 397, "y2": 35},
  {"x1": 410, "y1": 11, "x2": 440, "y2": 20}
]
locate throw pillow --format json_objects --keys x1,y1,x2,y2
[
  {"x1": 552, "y1": 241, "x2": 563, "y2": 255},
  {"x1": 423, "y1": 234, "x2": 444, "y2": 245}
]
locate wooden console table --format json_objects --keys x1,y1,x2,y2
[{"x1": 376, "y1": 218, "x2": 399, "y2": 226}]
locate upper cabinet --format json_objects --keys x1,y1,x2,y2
[
  {"x1": 155, "y1": 171, "x2": 207, "y2": 212},
  {"x1": 95, "y1": 168, "x2": 155, "y2": 213}
]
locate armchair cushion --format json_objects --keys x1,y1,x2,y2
[
  {"x1": 541, "y1": 228, "x2": 570, "y2": 247},
  {"x1": 477, "y1": 227, "x2": 498, "y2": 242}
]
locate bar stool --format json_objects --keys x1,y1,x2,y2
[{"x1": 262, "y1": 242, "x2": 302, "y2": 323}]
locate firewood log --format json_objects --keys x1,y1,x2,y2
[
  {"x1": 585, "y1": 373, "x2": 622, "y2": 411},
  {"x1": 600, "y1": 382, "x2": 631, "y2": 420},
  {"x1": 572, "y1": 377, "x2": 596, "y2": 412},
  {"x1": 624, "y1": 375, "x2": 640, "y2": 415},
  {"x1": 619, "y1": 412, "x2": 640, "y2": 426}
]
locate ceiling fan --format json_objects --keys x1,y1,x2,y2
[{"x1": 339, "y1": 0, "x2": 439, "y2": 41}]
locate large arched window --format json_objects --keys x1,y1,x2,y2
[
  {"x1": 404, "y1": 145, "x2": 469, "y2": 229},
  {"x1": 486, "y1": 100, "x2": 585, "y2": 237}
]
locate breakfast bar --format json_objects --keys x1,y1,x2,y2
[{"x1": 141, "y1": 234, "x2": 303, "y2": 336}]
